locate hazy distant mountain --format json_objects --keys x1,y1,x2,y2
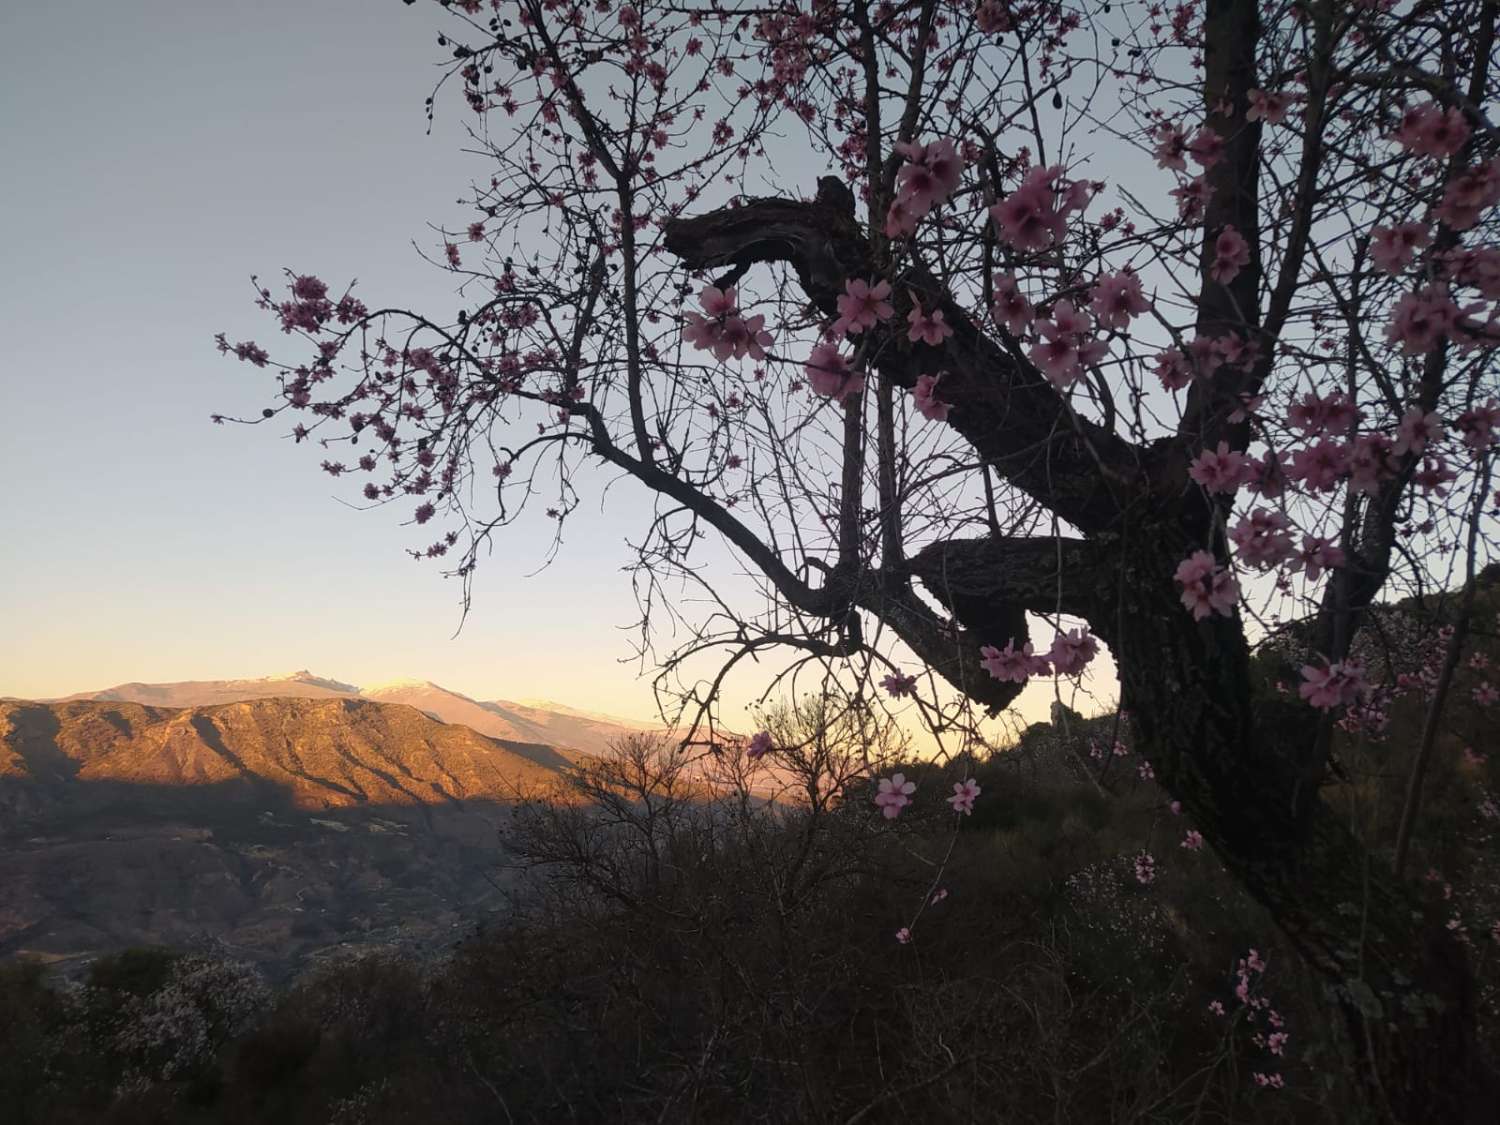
[
  {"x1": 57, "y1": 670, "x2": 361, "y2": 708},
  {"x1": 0, "y1": 696, "x2": 580, "y2": 977},
  {"x1": 53, "y1": 672, "x2": 659, "y2": 758}
]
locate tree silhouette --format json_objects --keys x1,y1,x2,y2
[{"x1": 221, "y1": 1, "x2": 1500, "y2": 1116}]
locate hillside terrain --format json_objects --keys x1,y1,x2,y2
[
  {"x1": 50, "y1": 670, "x2": 658, "y2": 757},
  {"x1": 0, "y1": 696, "x2": 578, "y2": 978}
]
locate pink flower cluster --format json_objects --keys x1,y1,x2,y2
[
  {"x1": 1188, "y1": 441, "x2": 1249, "y2": 494},
  {"x1": 747, "y1": 731, "x2": 774, "y2": 760},
  {"x1": 805, "y1": 343, "x2": 865, "y2": 401},
  {"x1": 1090, "y1": 270, "x2": 1150, "y2": 330},
  {"x1": 832, "y1": 277, "x2": 893, "y2": 337},
  {"x1": 1298, "y1": 660, "x2": 1368, "y2": 711},
  {"x1": 1229, "y1": 509, "x2": 1294, "y2": 568},
  {"x1": 1133, "y1": 851, "x2": 1157, "y2": 885},
  {"x1": 1392, "y1": 101, "x2": 1471, "y2": 159},
  {"x1": 991, "y1": 272, "x2": 1035, "y2": 334},
  {"x1": 1029, "y1": 300, "x2": 1108, "y2": 389},
  {"x1": 990, "y1": 165, "x2": 1093, "y2": 252},
  {"x1": 912, "y1": 372, "x2": 950, "y2": 421},
  {"x1": 947, "y1": 778, "x2": 981, "y2": 815},
  {"x1": 907, "y1": 298, "x2": 954, "y2": 346},
  {"x1": 1438, "y1": 159, "x2": 1500, "y2": 229},
  {"x1": 682, "y1": 284, "x2": 773, "y2": 362},
  {"x1": 1370, "y1": 223, "x2": 1432, "y2": 275},
  {"x1": 1175, "y1": 551, "x2": 1239, "y2": 620},
  {"x1": 1385, "y1": 283, "x2": 1463, "y2": 355},
  {"x1": 884, "y1": 137, "x2": 963, "y2": 237},
  {"x1": 980, "y1": 629, "x2": 1099, "y2": 685},
  {"x1": 1210, "y1": 225, "x2": 1251, "y2": 284},
  {"x1": 1246, "y1": 88, "x2": 1290, "y2": 125}
]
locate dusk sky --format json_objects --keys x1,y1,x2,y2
[{"x1": 0, "y1": 0, "x2": 1095, "y2": 730}]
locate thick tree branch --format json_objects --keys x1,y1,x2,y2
[{"x1": 662, "y1": 196, "x2": 1144, "y2": 534}]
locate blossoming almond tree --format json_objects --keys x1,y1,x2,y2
[{"x1": 222, "y1": 0, "x2": 1500, "y2": 1116}]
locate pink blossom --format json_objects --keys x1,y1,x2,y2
[
  {"x1": 1475, "y1": 683, "x2": 1499, "y2": 707},
  {"x1": 991, "y1": 273, "x2": 1034, "y2": 333},
  {"x1": 1246, "y1": 89, "x2": 1290, "y2": 125},
  {"x1": 1393, "y1": 102, "x2": 1471, "y2": 159},
  {"x1": 1245, "y1": 451, "x2": 1288, "y2": 499},
  {"x1": 1170, "y1": 801, "x2": 1183, "y2": 816},
  {"x1": 1230, "y1": 509, "x2": 1294, "y2": 568},
  {"x1": 1175, "y1": 550, "x2": 1239, "y2": 620},
  {"x1": 1253, "y1": 1073, "x2": 1285, "y2": 1090},
  {"x1": 1189, "y1": 441, "x2": 1249, "y2": 494},
  {"x1": 875, "y1": 773, "x2": 916, "y2": 819},
  {"x1": 1288, "y1": 440, "x2": 1349, "y2": 492},
  {"x1": 884, "y1": 196, "x2": 919, "y2": 238},
  {"x1": 1394, "y1": 408, "x2": 1443, "y2": 455},
  {"x1": 1153, "y1": 346, "x2": 1195, "y2": 391},
  {"x1": 1347, "y1": 434, "x2": 1396, "y2": 494},
  {"x1": 1413, "y1": 456, "x2": 1459, "y2": 495},
  {"x1": 1029, "y1": 300, "x2": 1106, "y2": 389},
  {"x1": 1187, "y1": 127, "x2": 1224, "y2": 169},
  {"x1": 930, "y1": 887, "x2": 949, "y2": 905},
  {"x1": 991, "y1": 165, "x2": 1074, "y2": 251},
  {"x1": 805, "y1": 343, "x2": 865, "y2": 400},
  {"x1": 907, "y1": 298, "x2": 954, "y2": 346},
  {"x1": 1170, "y1": 177, "x2": 1212, "y2": 223},
  {"x1": 1182, "y1": 829, "x2": 1205, "y2": 851},
  {"x1": 1296, "y1": 536, "x2": 1345, "y2": 581},
  {"x1": 1287, "y1": 391, "x2": 1358, "y2": 436},
  {"x1": 893, "y1": 137, "x2": 963, "y2": 217},
  {"x1": 913, "y1": 373, "x2": 950, "y2": 421},
  {"x1": 1386, "y1": 284, "x2": 1460, "y2": 354},
  {"x1": 747, "y1": 731, "x2": 773, "y2": 760},
  {"x1": 834, "y1": 277, "x2": 893, "y2": 337},
  {"x1": 1369, "y1": 223, "x2": 1431, "y2": 275},
  {"x1": 1442, "y1": 246, "x2": 1500, "y2": 298},
  {"x1": 1455, "y1": 400, "x2": 1500, "y2": 450},
  {"x1": 947, "y1": 777, "x2": 982, "y2": 815},
  {"x1": 1152, "y1": 124, "x2": 1189, "y2": 171},
  {"x1": 1210, "y1": 225, "x2": 1251, "y2": 284},
  {"x1": 881, "y1": 671, "x2": 918, "y2": 698},
  {"x1": 682, "y1": 284, "x2": 773, "y2": 362},
  {"x1": 1299, "y1": 660, "x2": 1368, "y2": 710},
  {"x1": 1208, "y1": 1000, "x2": 1226, "y2": 1015},
  {"x1": 1047, "y1": 628, "x2": 1099, "y2": 676},
  {"x1": 1090, "y1": 270, "x2": 1150, "y2": 330},
  {"x1": 1134, "y1": 851, "x2": 1157, "y2": 885},
  {"x1": 895, "y1": 926, "x2": 912, "y2": 944},
  {"x1": 1437, "y1": 160, "x2": 1500, "y2": 230},
  {"x1": 980, "y1": 640, "x2": 1050, "y2": 683},
  {"x1": 976, "y1": 0, "x2": 1011, "y2": 32}
]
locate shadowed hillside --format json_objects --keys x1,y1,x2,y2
[{"x1": 0, "y1": 698, "x2": 577, "y2": 978}]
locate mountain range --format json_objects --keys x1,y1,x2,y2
[
  {"x1": 0, "y1": 673, "x2": 666, "y2": 979},
  {"x1": 50, "y1": 670, "x2": 660, "y2": 757}
]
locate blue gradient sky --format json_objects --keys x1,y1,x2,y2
[{"x1": 0, "y1": 0, "x2": 1090, "y2": 730}]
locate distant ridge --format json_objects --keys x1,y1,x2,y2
[
  {"x1": 43, "y1": 672, "x2": 660, "y2": 758},
  {"x1": 0, "y1": 696, "x2": 568, "y2": 809}
]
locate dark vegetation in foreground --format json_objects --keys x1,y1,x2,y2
[{"x1": 5, "y1": 592, "x2": 1500, "y2": 1123}]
